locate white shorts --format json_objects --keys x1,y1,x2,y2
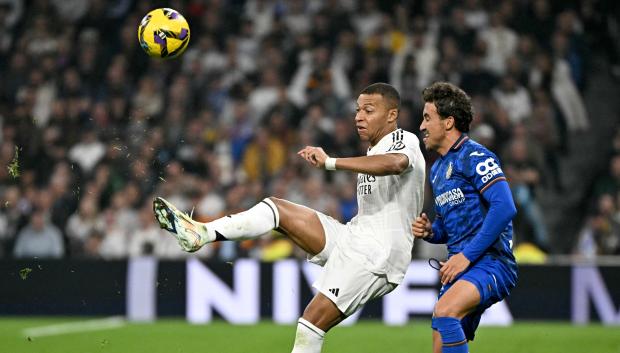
[{"x1": 308, "y1": 212, "x2": 396, "y2": 317}]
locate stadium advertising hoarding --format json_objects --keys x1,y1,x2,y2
[
  {"x1": 1, "y1": 259, "x2": 619, "y2": 325},
  {"x1": 183, "y1": 259, "x2": 511, "y2": 326}
]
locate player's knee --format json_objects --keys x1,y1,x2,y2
[
  {"x1": 433, "y1": 301, "x2": 462, "y2": 318},
  {"x1": 267, "y1": 196, "x2": 290, "y2": 224},
  {"x1": 268, "y1": 197, "x2": 309, "y2": 229},
  {"x1": 301, "y1": 299, "x2": 329, "y2": 321},
  {"x1": 267, "y1": 197, "x2": 286, "y2": 215},
  {"x1": 264, "y1": 196, "x2": 278, "y2": 208},
  {"x1": 266, "y1": 196, "x2": 281, "y2": 204},
  {"x1": 301, "y1": 295, "x2": 344, "y2": 332}
]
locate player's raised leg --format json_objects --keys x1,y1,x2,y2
[
  {"x1": 153, "y1": 196, "x2": 327, "y2": 254},
  {"x1": 153, "y1": 196, "x2": 280, "y2": 251},
  {"x1": 154, "y1": 195, "x2": 342, "y2": 352}
]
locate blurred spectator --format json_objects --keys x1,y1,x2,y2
[
  {"x1": 0, "y1": 186, "x2": 23, "y2": 256},
  {"x1": 299, "y1": 104, "x2": 332, "y2": 142},
  {"x1": 554, "y1": 10, "x2": 587, "y2": 90},
  {"x1": 242, "y1": 127, "x2": 286, "y2": 182},
  {"x1": 288, "y1": 46, "x2": 351, "y2": 107},
  {"x1": 592, "y1": 154, "x2": 620, "y2": 199},
  {"x1": 248, "y1": 68, "x2": 283, "y2": 122},
  {"x1": 97, "y1": 190, "x2": 138, "y2": 259},
  {"x1": 301, "y1": 175, "x2": 339, "y2": 217},
  {"x1": 575, "y1": 194, "x2": 620, "y2": 257},
  {"x1": 527, "y1": 94, "x2": 562, "y2": 190},
  {"x1": 13, "y1": 209, "x2": 64, "y2": 258},
  {"x1": 244, "y1": 0, "x2": 276, "y2": 39},
  {"x1": 332, "y1": 29, "x2": 365, "y2": 85},
  {"x1": 68, "y1": 128, "x2": 105, "y2": 175},
  {"x1": 463, "y1": 0, "x2": 488, "y2": 31},
  {"x1": 441, "y1": 7, "x2": 476, "y2": 55},
  {"x1": 65, "y1": 196, "x2": 105, "y2": 255},
  {"x1": 530, "y1": 52, "x2": 589, "y2": 132},
  {"x1": 132, "y1": 76, "x2": 163, "y2": 118},
  {"x1": 0, "y1": 2, "x2": 17, "y2": 72},
  {"x1": 460, "y1": 54, "x2": 497, "y2": 96},
  {"x1": 469, "y1": 123, "x2": 496, "y2": 151},
  {"x1": 503, "y1": 136, "x2": 550, "y2": 250},
  {"x1": 196, "y1": 180, "x2": 226, "y2": 220},
  {"x1": 283, "y1": 0, "x2": 311, "y2": 35},
  {"x1": 492, "y1": 75, "x2": 532, "y2": 124},
  {"x1": 517, "y1": 0, "x2": 554, "y2": 47},
  {"x1": 0, "y1": 0, "x2": 22, "y2": 29},
  {"x1": 336, "y1": 179, "x2": 357, "y2": 222},
  {"x1": 322, "y1": 118, "x2": 354, "y2": 157},
  {"x1": 351, "y1": 0, "x2": 383, "y2": 42},
  {"x1": 479, "y1": 11, "x2": 518, "y2": 75}
]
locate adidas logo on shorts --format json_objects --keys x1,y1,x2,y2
[{"x1": 328, "y1": 288, "x2": 340, "y2": 297}]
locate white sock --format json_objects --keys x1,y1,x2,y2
[
  {"x1": 291, "y1": 318, "x2": 325, "y2": 353},
  {"x1": 204, "y1": 198, "x2": 280, "y2": 241}
]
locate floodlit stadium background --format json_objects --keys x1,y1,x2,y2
[{"x1": 0, "y1": 0, "x2": 619, "y2": 352}]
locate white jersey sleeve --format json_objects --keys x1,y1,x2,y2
[{"x1": 380, "y1": 128, "x2": 421, "y2": 169}]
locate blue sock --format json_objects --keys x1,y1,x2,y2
[{"x1": 432, "y1": 317, "x2": 469, "y2": 353}]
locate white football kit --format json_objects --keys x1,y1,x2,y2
[{"x1": 310, "y1": 128, "x2": 425, "y2": 315}]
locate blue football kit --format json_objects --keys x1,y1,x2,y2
[{"x1": 425, "y1": 134, "x2": 518, "y2": 341}]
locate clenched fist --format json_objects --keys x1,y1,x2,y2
[{"x1": 412, "y1": 212, "x2": 432, "y2": 239}]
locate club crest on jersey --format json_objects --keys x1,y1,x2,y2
[{"x1": 446, "y1": 162, "x2": 453, "y2": 179}]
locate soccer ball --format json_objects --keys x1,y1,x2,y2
[{"x1": 138, "y1": 8, "x2": 190, "y2": 59}]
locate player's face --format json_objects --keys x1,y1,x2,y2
[
  {"x1": 355, "y1": 94, "x2": 396, "y2": 146},
  {"x1": 420, "y1": 102, "x2": 450, "y2": 152}
]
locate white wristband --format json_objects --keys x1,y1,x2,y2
[{"x1": 325, "y1": 157, "x2": 337, "y2": 171}]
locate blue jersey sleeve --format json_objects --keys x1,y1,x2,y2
[
  {"x1": 464, "y1": 149, "x2": 507, "y2": 193},
  {"x1": 462, "y1": 180, "x2": 517, "y2": 262}
]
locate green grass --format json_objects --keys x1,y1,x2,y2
[{"x1": 1, "y1": 318, "x2": 619, "y2": 353}]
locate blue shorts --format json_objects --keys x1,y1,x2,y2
[{"x1": 433, "y1": 256, "x2": 517, "y2": 341}]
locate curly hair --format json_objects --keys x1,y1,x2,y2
[{"x1": 422, "y1": 82, "x2": 474, "y2": 132}]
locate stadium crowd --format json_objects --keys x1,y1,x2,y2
[
  {"x1": 575, "y1": 126, "x2": 620, "y2": 257},
  {"x1": 0, "y1": 0, "x2": 617, "y2": 260}
]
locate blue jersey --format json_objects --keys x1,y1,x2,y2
[{"x1": 429, "y1": 134, "x2": 515, "y2": 266}]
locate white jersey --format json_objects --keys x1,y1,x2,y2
[{"x1": 346, "y1": 128, "x2": 425, "y2": 284}]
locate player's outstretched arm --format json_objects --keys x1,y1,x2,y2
[{"x1": 297, "y1": 146, "x2": 408, "y2": 176}]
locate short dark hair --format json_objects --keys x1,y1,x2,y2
[
  {"x1": 360, "y1": 82, "x2": 400, "y2": 110},
  {"x1": 422, "y1": 82, "x2": 474, "y2": 132}
]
